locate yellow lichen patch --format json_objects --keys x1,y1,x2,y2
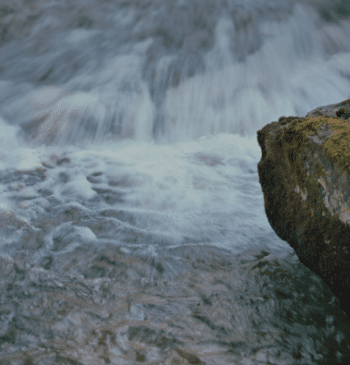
[
  {"x1": 279, "y1": 115, "x2": 350, "y2": 221},
  {"x1": 322, "y1": 119, "x2": 350, "y2": 173},
  {"x1": 283, "y1": 116, "x2": 350, "y2": 176}
]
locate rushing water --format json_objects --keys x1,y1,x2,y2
[{"x1": 1, "y1": 0, "x2": 350, "y2": 364}]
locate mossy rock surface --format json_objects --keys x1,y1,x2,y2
[
  {"x1": 257, "y1": 99, "x2": 350, "y2": 318},
  {"x1": 280, "y1": 115, "x2": 350, "y2": 178}
]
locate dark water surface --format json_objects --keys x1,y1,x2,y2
[{"x1": 1, "y1": 0, "x2": 350, "y2": 364}]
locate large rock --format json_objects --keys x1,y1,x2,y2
[{"x1": 257, "y1": 98, "x2": 350, "y2": 317}]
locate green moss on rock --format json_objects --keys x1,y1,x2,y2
[{"x1": 280, "y1": 116, "x2": 350, "y2": 176}]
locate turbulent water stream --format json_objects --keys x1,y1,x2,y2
[{"x1": 1, "y1": 0, "x2": 350, "y2": 364}]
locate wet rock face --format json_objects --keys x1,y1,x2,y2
[{"x1": 257, "y1": 98, "x2": 350, "y2": 318}]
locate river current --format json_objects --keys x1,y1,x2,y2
[{"x1": 1, "y1": 0, "x2": 350, "y2": 364}]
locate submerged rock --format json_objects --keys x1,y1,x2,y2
[{"x1": 257, "y1": 98, "x2": 350, "y2": 318}]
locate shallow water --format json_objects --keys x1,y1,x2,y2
[{"x1": 1, "y1": 0, "x2": 350, "y2": 364}]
